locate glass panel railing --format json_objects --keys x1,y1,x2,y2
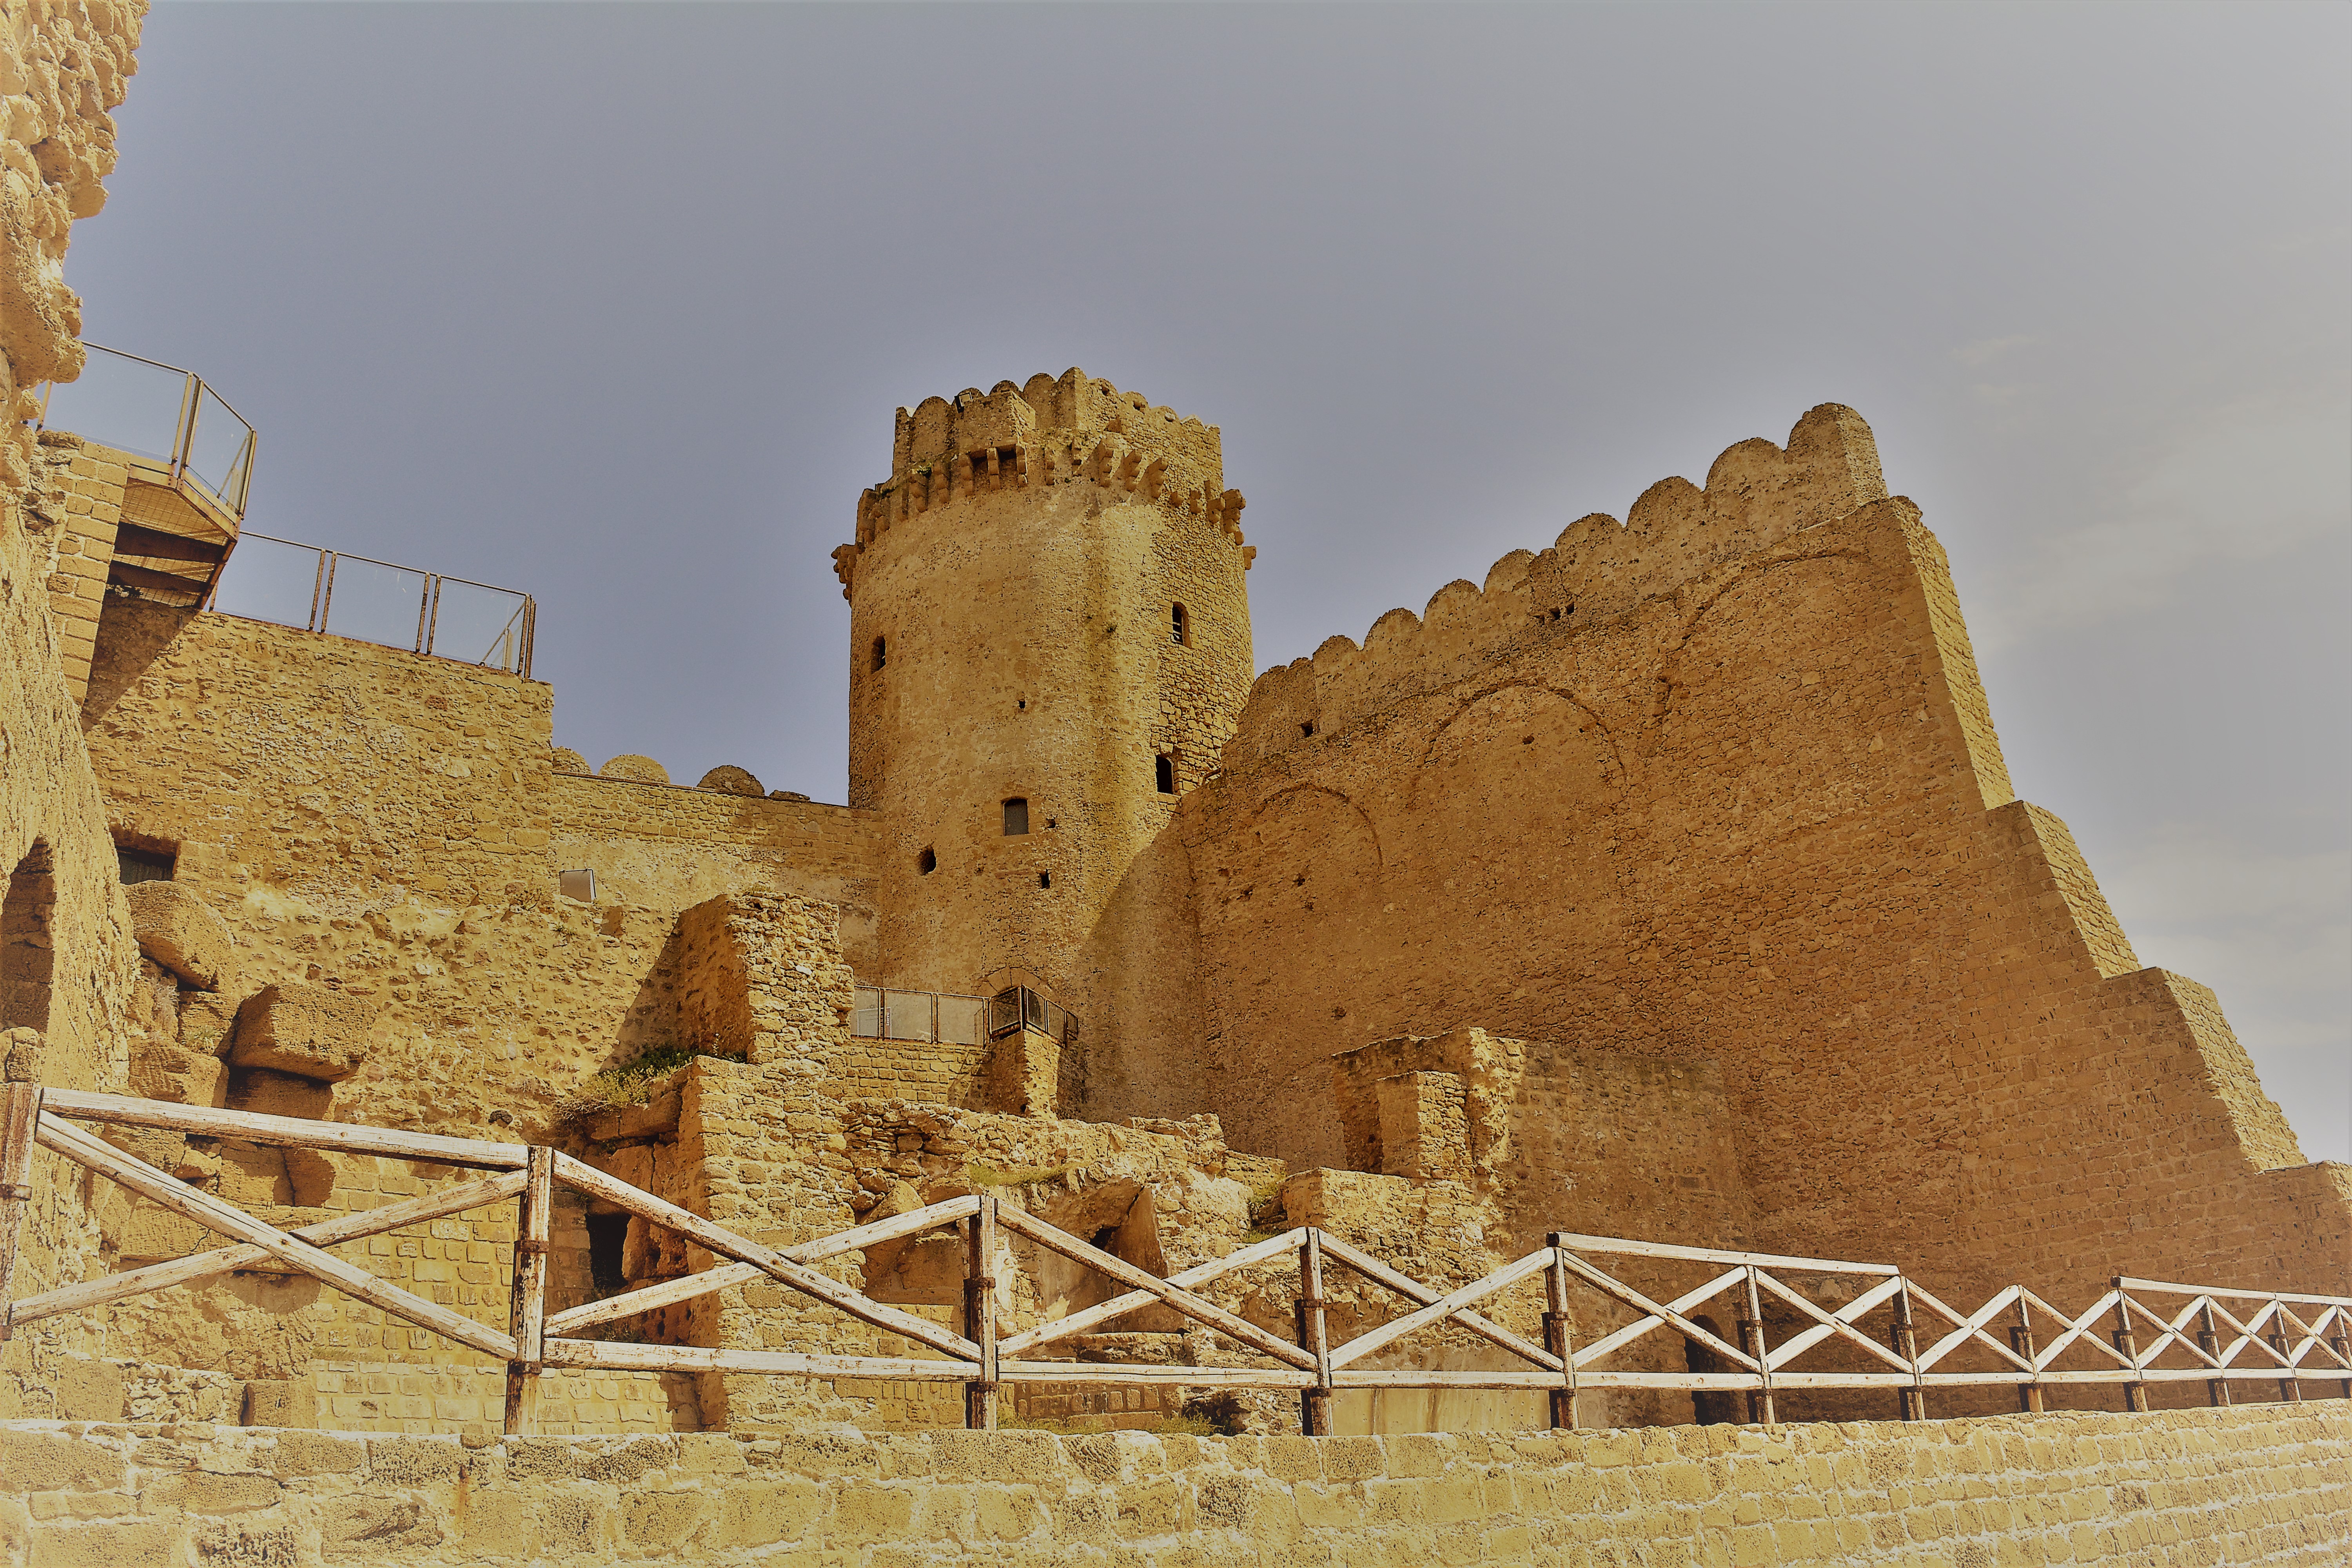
[
  {"x1": 428, "y1": 576, "x2": 532, "y2": 674},
  {"x1": 319, "y1": 554, "x2": 430, "y2": 651},
  {"x1": 208, "y1": 534, "x2": 325, "y2": 630},
  {"x1": 883, "y1": 990, "x2": 933, "y2": 1043},
  {"x1": 210, "y1": 532, "x2": 534, "y2": 673},
  {"x1": 39, "y1": 347, "x2": 189, "y2": 467},
  {"x1": 184, "y1": 384, "x2": 255, "y2": 512},
  {"x1": 990, "y1": 986, "x2": 1078, "y2": 1043},
  {"x1": 849, "y1": 986, "x2": 995, "y2": 1046},
  {"x1": 936, "y1": 995, "x2": 987, "y2": 1046}
]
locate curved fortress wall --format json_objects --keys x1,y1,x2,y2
[
  {"x1": 837, "y1": 371, "x2": 1252, "y2": 1087},
  {"x1": 1136, "y1": 405, "x2": 2348, "y2": 1303}
]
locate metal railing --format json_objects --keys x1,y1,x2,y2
[
  {"x1": 34, "y1": 343, "x2": 255, "y2": 528},
  {"x1": 3, "y1": 1084, "x2": 2343, "y2": 1439},
  {"x1": 852, "y1": 987, "x2": 991, "y2": 1047},
  {"x1": 850, "y1": 985, "x2": 1081, "y2": 1047},
  {"x1": 989, "y1": 985, "x2": 1079, "y2": 1044},
  {"x1": 212, "y1": 531, "x2": 535, "y2": 677}
]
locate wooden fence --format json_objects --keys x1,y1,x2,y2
[{"x1": 2, "y1": 1085, "x2": 2346, "y2": 1436}]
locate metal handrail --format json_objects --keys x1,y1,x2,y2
[
  {"x1": 220, "y1": 530, "x2": 535, "y2": 677},
  {"x1": 33, "y1": 342, "x2": 256, "y2": 523},
  {"x1": 850, "y1": 985, "x2": 1082, "y2": 1047}
]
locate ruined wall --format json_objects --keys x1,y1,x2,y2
[
  {"x1": 1154, "y1": 406, "x2": 2346, "y2": 1310},
  {"x1": 56, "y1": 603, "x2": 885, "y2": 1426},
  {"x1": 1330, "y1": 1030, "x2": 1751, "y2": 1258},
  {"x1": 547, "y1": 772, "x2": 879, "y2": 973},
  {"x1": 77, "y1": 603, "x2": 874, "y2": 1133},
  {"x1": 6, "y1": 1403, "x2": 2345, "y2": 1567},
  {"x1": 840, "y1": 373, "x2": 1250, "y2": 1089},
  {"x1": 0, "y1": 0, "x2": 149, "y2": 1403}
]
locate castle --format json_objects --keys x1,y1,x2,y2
[{"x1": 2, "y1": 5, "x2": 2347, "y2": 1561}]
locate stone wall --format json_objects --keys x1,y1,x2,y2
[
  {"x1": 76, "y1": 604, "x2": 857, "y2": 1137},
  {"x1": 0, "y1": 0, "x2": 151, "y2": 1409},
  {"x1": 3, "y1": 1403, "x2": 2345, "y2": 1566},
  {"x1": 546, "y1": 771, "x2": 879, "y2": 974},
  {"x1": 1145, "y1": 410, "x2": 2348, "y2": 1313}
]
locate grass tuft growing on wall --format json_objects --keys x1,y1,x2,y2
[{"x1": 559, "y1": 1044, "x2": 732, "y2": 1121}]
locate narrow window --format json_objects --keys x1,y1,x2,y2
[
  {"x1": 871, "y1": 636, "x2": 887, "y2": 671},
  {"x1": 1038, "y1": 871, "x2": 1051, "y2": 889},
  {"x1": 1154, "y1": 755, "x2": 1176, "y2": 794},
  {"x1": 1299, "y1": 720, "x2": 1316, "y2": 739},
  {"x1": 916, "y1": 848, "x2": 937, "y2": 875},
  {"x1": 1003, "y1": 798, "x2": 1030, "y2": 836},
  {"x1": 1171, "y1": 604, "x2": 1189, "y2": 646}
]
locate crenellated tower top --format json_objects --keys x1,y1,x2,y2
[{"x1": 831, "y1": 368, "x2": 1249, "y2": 599}]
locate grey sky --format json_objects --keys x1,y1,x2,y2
[{"x1": 77, "y1": 3, "x2": 2349, "y2": 1158}]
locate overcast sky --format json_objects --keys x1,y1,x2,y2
[{"x1": 74, "y1": 3, "x2": 2349, "y2": 1160}]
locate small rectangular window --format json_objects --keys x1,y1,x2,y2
[
  {"x1": 871, "y1": 636, "x2": 887, "y2": 671},
  {"x1": 116, "y1": 846, "x2": 176, "y2": 885},
  {"x1": 1155, "y1": 755, "x2": 1176, "y2": 794},
  {"x1": 1003, "y1": 797, "x2": 1030, "y2": 835},
  {"x1": 1171, "y1": 604, "x2": 1189, "y2": 646}
]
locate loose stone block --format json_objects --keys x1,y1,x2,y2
[
  {"x1": 229, "y1": 984, "x2": 376, "y2": 1082},
  {"x1": 122, "y1": 881, "x2": 233, "y2": 991}
]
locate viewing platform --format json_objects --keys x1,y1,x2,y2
[{"x1": 34, "y1": 344, "x2": 534, "y2": 683}]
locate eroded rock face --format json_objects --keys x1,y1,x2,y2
[
  {"x1": 229, "y1": 984, "x2": 376, "y2": 1083},
  {"x1": 0, "y1": 1, "x2": 143, "y2": 495},
  {"x1": 123, "y1": 881, "x2": 233, "y2": 991},
  {"x1": 598, "y1": 754, "x2": 668, "y2": 784}
]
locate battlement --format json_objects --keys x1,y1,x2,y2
[
  {"x1": 833, "y1": 369, "x2": 1247, "y2": 599},
  {"x1": 1221, "y1": 403, "x2": 1887, "y2": 766}
]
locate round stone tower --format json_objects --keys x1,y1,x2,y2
[{"x1": 832, "y1": 369, "x2": 1254, "y2": 1074}]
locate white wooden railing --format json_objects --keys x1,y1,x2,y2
[{"x1": 1, "y1": 1085, "x2": 2344, "y2": 1435}]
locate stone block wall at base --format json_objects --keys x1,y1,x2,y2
[{"x1": 2, "y1": 1403, "x2": 2345, "y2": 1566}]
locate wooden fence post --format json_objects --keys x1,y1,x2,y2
[
  {"x1": 503, "y1": 1146, "x2": 553, "y2": 1436},
  {"x1": 1296, "y1": 1229, "x2": 1332, "y2": 1437},
  {"x1": 2268, "y1": 1308, "x2": 2299, "y2": 1406},
  {"x1": 1740, "y1": 1265, "x2": 1775, "y2": 1426},
  {"x1": 0, "y1": 1084, "x2": 43, "y2": 1342},
  {"x1": 2198, "y1": 1301, "x2": 2230, "y2": 1409},
  {"x1": 1890, "y1": 1282, "x2": 1924, "y2": 1421},
  {"x1": 2111, "y1": 1285, "x2": 2149, "y2": 1414},
  {"x1": 2009, "y1": 1296, "x2": 2043, "y2": 1414},
  {"x1": 1543, "y1": 1235, "x2": 1577, "y2": 1431},
  {"x1": 964, "y1": 1196, "x2": 998, "y2": 1430}
]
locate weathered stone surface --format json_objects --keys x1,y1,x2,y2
[
  {"x1": 230, "y1": 984, "x2": 376, "y2": 1082},
  {"x1": 122, "y1": 881, "x2": 233, "y2": 990},
  {"x1": 4, "y1": 1408, "x2": 2347, "y2": 1567},
  {"x1": 1, "y1": 0, "x2": 2340, "y2": 1454},
  {"x1": 243, "y1": 1378, "x2": 318, "y2": 1430},
  {"x1": 698, "y1": 765, "x2": 765, "y2": 796},
  {"x1": 599, "y1": 753, "x2": 670, "y2": 784},
  {"x1": 2, "y1": 1026, "x2": 44, "y2": 1083}
]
